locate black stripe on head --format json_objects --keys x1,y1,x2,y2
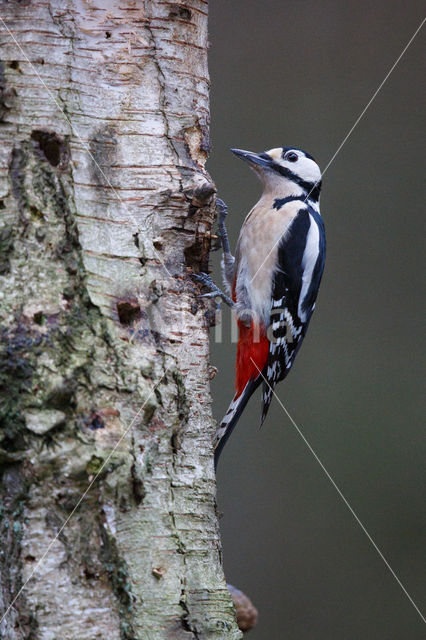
[
  {"x1": 306, "y1": 180, "x2": 322, "y2": 202},
  {"x1": 271, "y1": 162, "x2": 322, "y2": 202}
]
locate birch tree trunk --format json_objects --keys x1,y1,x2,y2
[{"x1": 0, "y1": 1, "x2": 242, "y2": 638}]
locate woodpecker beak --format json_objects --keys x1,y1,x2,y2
[{"x1": 230, "y1": 148, "x2": 272, "y2": 169}]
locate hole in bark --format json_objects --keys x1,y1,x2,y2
[
  {"x1": 24, "y1": 554, "x2": 36, "y2": 562},
  {"x1": 131, "y1": 464, "x2": 145, "y2": 505},
  {"x1": 29, "y1": 205, "x2": 44, "y2": 220},
  {"x1": 169, "y1": 5, "x2": 192, "y2": 20},
  {"x1": 84, "y1": 567, "x2": 97, "y2": 579},
  {"x1": 30, "y1": 129, "x2": 66, "y2": 167},
  {"x1": 84, "y1": 410, "x2": 105, "y2": 430},
  {"x1": 62, "y1": 289, "x2": 74, "y2": 301},
  {"x1": 105, "y1": 31, "x2": 112, "y2": 38},
  {"x1": 47, "y1": 384, "x2": 75, "y2": 409},
  {"x1": 9, "y1": 60, "x2": 20, "y2": 71},
  {"x1": 193, "y1": 182, "x2": 215, "y2": 203},
  {"x1": 171, "y1": 431, "x2": 181, "y2": 455},
  {"x1": 0, "y1": 200, "x2": 4, "y2": 209},
  {"x1": 153, "y1": 240, "x2": 163, "y2": 250},
  {"x1": 33, "y1": 311, "x2": 45, "y2": 325},
  {"x1": 116, "y1": 300, "x2": 141, "y2": 326},
  {"x1": 90, "y1": 415, "x2": 104, "y2": 429},
  {"x1": 184, "y1": 236, "x2": 210, "y2": 273}
]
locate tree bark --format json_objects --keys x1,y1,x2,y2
[{"x1": 0, "y1": 1, "x2": 242, "y2": 638}]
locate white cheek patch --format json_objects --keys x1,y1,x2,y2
[{"x1": 297, "y1": 157, "x2": 321, "y2": 182}]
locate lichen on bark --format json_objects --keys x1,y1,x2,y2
[{"x1": 0, "y1": 1, "x2": 242, "y2": 638}]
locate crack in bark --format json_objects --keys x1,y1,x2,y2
[
  {"x1": 144, "y1": 0, "x2": 187, "y2": 196},
  {"x1": 179, "y1": 588, "x2": 200, "y2": 639}
]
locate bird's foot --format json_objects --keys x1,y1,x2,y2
[
  {"x1": 216, "y1": 198, "x2": 228, "y2": 225},
  {"x1": 211, "y1": 198, "x2": 229, "y2": 252},
  {"x1": 192, "y1": 272, "x2": 234, "y2": 307},
  {"x1": 215, "y1": 198, "x2": 231, "y2": 255}
]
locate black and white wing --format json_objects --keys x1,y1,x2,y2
[{"x1": 261, "y1": 205, "x2": 326, "y2": 423}]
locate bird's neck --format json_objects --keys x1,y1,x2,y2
[
  {"x1": 262, "y1": 175, "x2": 305, "y2": 199},
  {"x1": 262, "y1": 175, "x2": 320, "y2": 206}
]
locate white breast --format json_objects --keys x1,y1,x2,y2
[{"x1": 235, "y1": 198, "x2": 302, "y2": 327}]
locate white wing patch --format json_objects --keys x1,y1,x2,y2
[{"x1": 298, "y1": 214, "x2": 320, "y2": 322}]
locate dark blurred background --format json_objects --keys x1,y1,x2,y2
[{"x1": 207, "y1": 2, "x2": 425, "y2": 638}]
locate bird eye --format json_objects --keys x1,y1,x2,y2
[{"x1": 285, "y1": 152, "x2": 298, "y2": 162}]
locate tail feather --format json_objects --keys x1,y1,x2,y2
[
  {"x1": 214, "y1": 376, "x2": 261, "y2": 469},
  {"x1": 260, "y1": 379, "x2": 274, "y2": 426},
  {"x1": 214, "y1": 318, "x2": 270, "y2": 469},
  {"x1": 235, "y1": 319, "x2": 269, "y2": 397}
]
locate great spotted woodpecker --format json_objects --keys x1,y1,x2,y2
[{"x1": 195, "y1": 146, "x2": 326, "y2": 468}]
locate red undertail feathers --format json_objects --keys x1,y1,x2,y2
[{"x1": 235, "y1": 319, "x2": 269, "y2": 397}]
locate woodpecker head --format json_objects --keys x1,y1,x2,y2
[{"x1": 231, "y1": 146, "x2": 322, "y2": 201}]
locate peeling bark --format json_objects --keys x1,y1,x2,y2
[{"x1": 0, "y1": 2, "x2": 242, "y2": 638}]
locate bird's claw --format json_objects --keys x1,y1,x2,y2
[
  {"x1": 191, "y1": 272, "x2": 233, "y2": 307},
  {"x1": 199, "y1": 291, "x2": 222, "y2": 300},
  {"x1": 191, "y1": 272, "x2": 215, "y2": 288}
]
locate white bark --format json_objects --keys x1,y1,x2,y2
[{"x1": 0, "y1": 1, "x2": 242, "y2": 638}]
